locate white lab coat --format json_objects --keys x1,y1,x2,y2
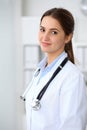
[{"x1": 25, "y1": 54, "x2": 87, "y2": 130}]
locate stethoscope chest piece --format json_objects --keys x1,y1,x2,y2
[{"x1": 31, "y1": 99, "x2": 41, "y2": 111}]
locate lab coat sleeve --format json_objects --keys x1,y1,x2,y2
[{"x1": 59, "y1": 73, "x2": 87, "y2": 130}]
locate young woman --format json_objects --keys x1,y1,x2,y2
[{"x1": 21, "y1": 8, "x2": 87, "y2": 130}]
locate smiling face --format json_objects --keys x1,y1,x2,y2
[{"x1": 38, "y1": 16, "x2": 72, "y2": 59}]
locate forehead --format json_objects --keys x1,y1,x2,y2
[{"x1": 40, "y1": 16, "x2": 63, "y2": 30}]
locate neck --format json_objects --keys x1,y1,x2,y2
[{"x1": 47, "y1": 51, "x2": 64, "y2": 65}]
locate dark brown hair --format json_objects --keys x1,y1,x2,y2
[{"x1": 40, "y1": 8, "x2": 75, "y2": 64}]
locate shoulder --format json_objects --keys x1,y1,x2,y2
[
  {"x1": 60, "y1": 60, "x2": 86, "y2": 92},
  {"x1": 64, "y1": 60, "x2": 84, "y2": 78}
]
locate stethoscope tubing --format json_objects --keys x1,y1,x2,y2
[
  {"x1": 20, "y1": 68, "x2": 41, "y2": 101},
  {"x1": 20, "y1": 57, "x2": 68, "y2": 102}
]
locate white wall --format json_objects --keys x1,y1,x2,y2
[
  {"x1": 0, "y1": 1, "x2": 16, "y2": 130},
  {"x1": 22, "y1": 0, "x2": 86, "y2": 18},
  {"x1": 0, "y1": 0, "x2": 24, "y2": 130}
]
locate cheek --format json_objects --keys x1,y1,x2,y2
[
  {"x1": 55, "y1": 35, "x2": 66, "y2": 44},
  {"x1": 51, "y1": 37, "x2": 60, "y2": 45},
  {"x1": 52, "y1": 37, "x2": 66, "y2": 48}
]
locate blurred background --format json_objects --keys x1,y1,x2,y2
[{"x1": 0, "y1": 0, "x2": 87, "y2": 130}]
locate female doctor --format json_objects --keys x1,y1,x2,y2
[{"x1": 21, "y1": 8, "x2": 87, "y2": 130}]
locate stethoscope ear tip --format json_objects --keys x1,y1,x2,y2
[{"x1": 20, "y1": 96, "x2": 26, "y2": 101}]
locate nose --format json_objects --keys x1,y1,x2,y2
[{"x1": 42, "y1": 32, "x2": 50, "y2": 41}]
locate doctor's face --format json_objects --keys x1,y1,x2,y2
[{"x1": 38, "y1": 16, "x2": 70, "y2": 57}]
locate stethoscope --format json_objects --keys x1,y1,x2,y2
[{"x1": 20, "y1": 57, "x2": 68, "y2": 111}]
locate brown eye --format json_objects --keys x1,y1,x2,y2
[
  {"x1": 40, "y1": 27, "x2": 45, "y2": 32},
  {"x1": 51, "y1": 31, "x2": 58, "y2": 35}
]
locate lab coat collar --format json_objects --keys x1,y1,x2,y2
[{"x1": 38, "y1": 51, "x2": 68, "y2": 69}]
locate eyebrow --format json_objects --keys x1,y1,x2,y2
[{"x1": 40, "y1": 25, "x2": 61, "y2": 32}]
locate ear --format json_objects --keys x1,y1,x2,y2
[{"x1": 65, "y1": 33, "x2": 73, "y2": 44}]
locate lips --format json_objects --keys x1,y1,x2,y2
[{"x1": 41, "y1": 42, "x2": 51, "y2": 47}]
